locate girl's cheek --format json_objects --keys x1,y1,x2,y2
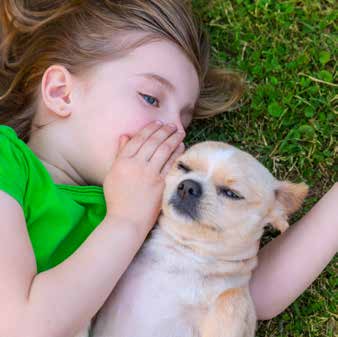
[{"x1": 118, "y1": 111, "x2": 155, "y2": 138}]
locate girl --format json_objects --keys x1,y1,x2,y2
[{"x1": 0, "y1": 1, "x2": 336, "y2": 336}]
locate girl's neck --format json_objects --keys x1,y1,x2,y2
[
  {"x1": 27, "y1": 130, "x2": 85, "y2": 186},
  {"x1": 39, "y1": 159, "x2": 80, "y2": 185}
]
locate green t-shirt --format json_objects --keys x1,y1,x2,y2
[{"x1": 0, "y1": 125, "x2": 107, "y2": 273}]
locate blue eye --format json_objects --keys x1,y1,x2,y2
[{"x1": 140, "y1": 93, "x2": 159, "y2": 107}]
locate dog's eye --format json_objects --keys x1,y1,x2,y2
[
  {"x1": 218, "y1": 187, "x2": 244, "y2": 200},
  {"x1": 177, "y1": 162, "x2": 191, "y2": 173}
]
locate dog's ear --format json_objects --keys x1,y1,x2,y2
[{"x1": 265, "y1": 181, "x2": 309, "y2": 233}]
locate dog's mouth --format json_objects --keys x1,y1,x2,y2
[{"x1": 168, "y1": 195, "x2": 199, "y2": 222}]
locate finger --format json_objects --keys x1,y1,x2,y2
[
  {"x1": 147, "y1": 129, "x2": 185, "y2": 173},
  {"x1": 120, "y1": 135, "x2": 130, "y2": 150},
  {"x1": 119, "y1": 121, "x2": 164, "y2": 158},
  {"x1": 135, "y1": 124, "x2": 182, "y2": 161},
  {"x1": 160, "y1": 142, "x2": 185, "y2": 178},
  {"x1": 116, "y1": 135, "x2": 130, "y2": 157}
]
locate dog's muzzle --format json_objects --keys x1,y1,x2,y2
[{"x1": 169, "y1": 179, "x2": 203, "y2": 221}]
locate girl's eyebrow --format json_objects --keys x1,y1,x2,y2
[{"x1": 134, "y1": 72, "x2": 176, "y2": 92}]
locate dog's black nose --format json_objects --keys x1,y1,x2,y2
[
  {"x1": 177, "y1": 179, "x2": 202, "y2": 200},
  {"x1": 169, "y1": 179, "x2": 203, "y2": 221}
]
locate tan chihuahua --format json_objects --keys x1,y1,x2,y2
[{"x1": 77, "y1": 141, "x2": 308, "y2": 337}]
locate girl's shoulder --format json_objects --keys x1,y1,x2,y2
[
  {"x1": 0, "y1": 124, "x2": 30, "y2": 171},
  {"x1": 0, "y1": 125, "x2": 30, "y2": 208},
  {"x1": 0, "y1": 124, "x2": 51, "y2": 210},
  {"x1": 0, "y1": 124, "x2": 22, "y2": 149},
  {"x1": 0, "y1": 124, "x2": 18, "y2": 137},
  {"x1": 0, "y1": 124, "x2": 27, "y2": 147},
  {"x1": 0, "y1": 124, "x2": 44, "y2": 168}
]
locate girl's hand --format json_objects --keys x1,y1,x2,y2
[{"x1": 103, "y1": 120, "x2": 185, "y2": 237}]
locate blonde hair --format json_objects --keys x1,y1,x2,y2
[{"x1": 0, "y1": 0, "x2": 245, "y2": 143}]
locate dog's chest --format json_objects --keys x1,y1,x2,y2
[
  {"x1": 92, "y1": 231, "x2": 251, "y2": 337},
  {"x1": 93, "y1": 253, "x2": 209, "y2": 336}
]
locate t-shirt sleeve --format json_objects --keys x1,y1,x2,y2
[{"x1": 0, "y1": 130, "x2": 27, "y2": 208}]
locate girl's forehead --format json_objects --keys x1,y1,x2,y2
[
  {"x1": 95, "y1": 38, "x2": 199, "y2": 94},
  {"x1": 83, "y1": 33, "x2": 200, "y2": 104},
  {"x1": 129, "y1": 41, "x2": 200, "y2": 95}
]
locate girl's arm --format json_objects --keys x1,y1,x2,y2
[
  {"x1": 0, "y1": 191, "x2": 147, "y2": 337},
  {"x1": 249, "y1": 182, "x2": 338, "y2": 320}
]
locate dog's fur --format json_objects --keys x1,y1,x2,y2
[{"x1": 75, "y1": 141, "x2": 308, "y2": 337}]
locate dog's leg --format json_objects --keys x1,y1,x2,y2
[{"x1": 200, "y1": 288, "x2": 256, "y2": 337}]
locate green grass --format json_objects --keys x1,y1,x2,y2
[{"x1": 187, "y1": 1, "x2": 337, "y2": 336}]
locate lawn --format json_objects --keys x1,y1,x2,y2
[{"x1": 186, "y1": 0, "x2": 337, "y2": 336}]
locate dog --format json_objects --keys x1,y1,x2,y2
[{"x1": 75, "y1": 140, "x2": 308, "y2": 337}]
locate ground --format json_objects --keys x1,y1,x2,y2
[{"x1": 186, "y1": 1, "x2": 337, "y2": 336}]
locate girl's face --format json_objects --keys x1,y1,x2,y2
[{"x1": 68, "y1": 33, "x2": 200, "y2": 185}]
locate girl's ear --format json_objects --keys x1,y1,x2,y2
[
  {"x1": 265, "y1": 181, "x2": 309, "y2": 233},
  {"x1": 41, "y1": 64, "x2": 73, "y2": 118}
]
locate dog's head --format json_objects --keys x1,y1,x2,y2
[{"x1": 160, "y1": 141, "x2": 308, "y2": 256}]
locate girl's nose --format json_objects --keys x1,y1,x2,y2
[
  {"x1": 171, "y1": 124, "x2": 186, "y2": 138},
  {"x1": 163, "y1": 120, "x2": 186, "y2": 136},
  {"x1": 176, "y1": 125, "x2": 186, "y2": 135}
]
